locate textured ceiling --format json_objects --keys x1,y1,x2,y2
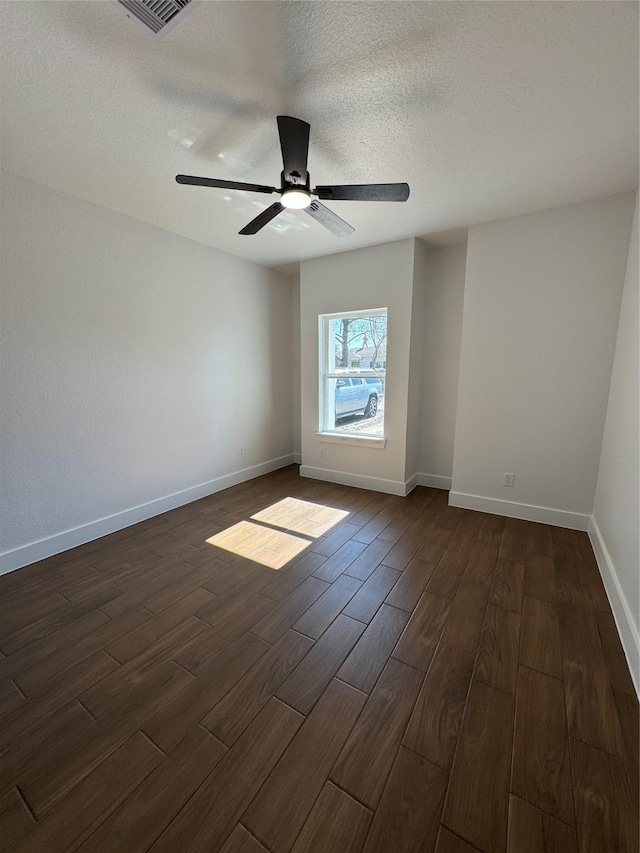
[{"x1": 1, "y1": 1, "x2": 638, "y2": 268}]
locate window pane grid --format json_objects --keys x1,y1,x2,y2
[{"x1": 323, "y1": 372, "x2": 385, "y2": 379}]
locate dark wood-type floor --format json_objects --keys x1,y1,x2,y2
[{"x1": 0, "y1": 466, "x2": 637, "y2": 853}]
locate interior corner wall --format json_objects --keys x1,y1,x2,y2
[
  {"x1": 417, "y1": 243, "x2": 467, "y2": 488},
  {"x1": 299, "y1": 239, "x2": 415, "y2": 494},
  {"x1": 0, "y1": 171, "x2": 294, "y2": 573},
  {"x1": 451, "y1": 192, "x2": 636, "y2": 529},
  {"x1": 405, "y1": 239, "x2": 427, "y2": 482},
  {"x1": 291, "y1": 272, "x2": 301, "y2": 461},
  {"x1": 592, "y1": 190, "x2": 639, "y2": 693}
]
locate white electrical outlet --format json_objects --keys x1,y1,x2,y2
[
  {"x1": 319, "y1": 447, "x2": 327, "y2": 458},
  {"x1": 503, "y1": 472, "x2": 515, "y2": 487},
  {"x1": 241, "y1": 447, "x2": 248, "y2": 459}
]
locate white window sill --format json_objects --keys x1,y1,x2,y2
[{"x1": 317, "y1": 432, "x2": 387, "y2": 449}]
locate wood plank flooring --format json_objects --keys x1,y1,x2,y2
[{"x1": 0, "y1": 465, "x2": 637, "y2": 853}]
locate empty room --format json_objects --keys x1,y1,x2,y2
[{"x1": 0, "y1": 2, "x2": 638, "y2": 852}]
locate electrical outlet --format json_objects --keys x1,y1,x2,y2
[
  {"x1": 241, "y1": 447, "x2": 248, "y2": 459},
  {"x1": 319, "y1": 447, "x2": 327, "y2": 458},
  {"x1": 503, "y1": 472, "x2": 515, "y2": 487}
]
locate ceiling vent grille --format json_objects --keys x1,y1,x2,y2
[{"x1": 117, "y1": 0, "x2": 195, "y2": 36}]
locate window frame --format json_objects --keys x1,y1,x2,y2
[{"x1": 317, "y1": 307, "x2": 387, "y2": 445}]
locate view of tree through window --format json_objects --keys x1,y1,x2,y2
[
  {"x1": 319, "y1": 309, "x2": 387, "y2": 438},
  {"x1": 334, "y1": 315, "x2": 387, "y2": 371}
]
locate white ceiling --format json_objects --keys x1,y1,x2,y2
[{"x1": 1, "y1": 1, "x2": 638, "y2": 269}]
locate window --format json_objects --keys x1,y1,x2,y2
[{"x1": 319, "y1": 308, "x2": 387, "y2": 439}]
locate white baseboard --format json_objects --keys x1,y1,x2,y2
[
  {"x1": 293, "y1": 452, "x2": 302, "y2": 464},
  {"x1": 300, "y1": 465, "x2": 413, "y2": 496},
  {"x1": 448, "y1": 491, "x2": 590, "y2": 530},
  {"x1": 589, "y1": 517, "x2": 639, "y2": 698},
  {"x1": 0, "y1": 454, "x2": 295, "y2": 577},
  {"x1": 404, "y1": 474, "x2": 419, "y2": 495},
  {"x1": 415, "y1": 473, "x2": 452, "y2": 490}
]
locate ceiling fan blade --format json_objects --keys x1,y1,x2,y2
[
  {"x1": 176, "y1": 175, "x2": 277, "y2": 194},
  {"x1": 277, "y1": 116, "x2": 310, "y2": 185},
  {"x1": 305, "y1": 201, "x2": 355, "y2": 238},
  {"x1": 239, "y1": 202, "x2": 285, "y2": 235},
  {"x1": 313, "y1": 183, "x2": 410, "y2": 202}
]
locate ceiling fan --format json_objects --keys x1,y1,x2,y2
[{"x1": 175, "y1": 116, "x2": 410, "y2": 237}]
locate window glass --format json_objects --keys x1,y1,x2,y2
[{"x1": 319, "y1": 309, "x2": 387, "y2": 438}]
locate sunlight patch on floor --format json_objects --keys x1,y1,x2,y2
[
  {"x1": 251, "y1": 497, "x2": 349, "y2": 538},
  {"x1": 205, "y1": 520, "x2": 310, "y2": 570}
]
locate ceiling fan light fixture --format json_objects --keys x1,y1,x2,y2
[
  {"x1": 281, "y1": 188, "x2": 311, "y2": 209},
  {"x1": 176, "y1": 116, "x2": 410, "y2": 235}
]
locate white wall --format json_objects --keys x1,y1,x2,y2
[
  {"x1": 417, "y1": 243, "x2": 467, "y2": 487},
  {"x1": 592, "y1": 191, "x2": 639, "y2": 692},
  {"x1": 405, "y1": 239, "x2": 428, "y2": 482},
  {"x1": 451, "y1": 193, "x2": 636, "y2": 528},
  {"x1": 291, "y1": 272, "x2": 301, "y2": 461},
  {"x1": 0, "y1": 172, "x2": 294, "y2": 572},
  {"x1": 299, "y1": 239, "x2": 416, "y2": 493}
]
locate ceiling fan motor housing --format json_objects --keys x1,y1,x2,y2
[{"x1": 281, "y1": 170, "x2": 310, "y2": 191}]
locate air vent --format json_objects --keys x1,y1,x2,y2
[{"x1": 117, "y1": 0, "x2": 195, "y2": 36}]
